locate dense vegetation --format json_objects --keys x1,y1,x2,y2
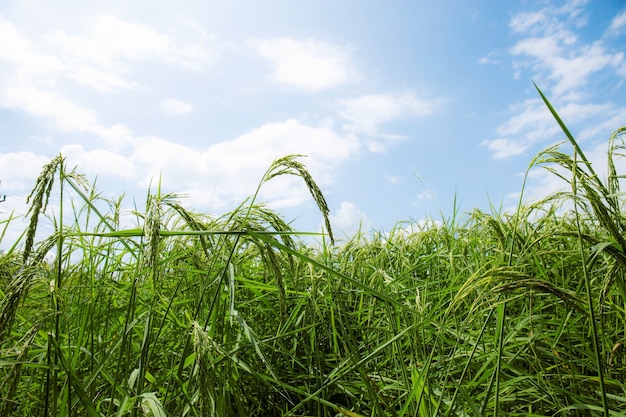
[{"x1": 1, "y1": 91, "x2": 626, "y2": 416}]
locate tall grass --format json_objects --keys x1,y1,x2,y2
[{"x1": 1, "y1": 92, "x2": 626, "y2": 416}]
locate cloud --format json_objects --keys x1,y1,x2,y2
[
  {"x1": 513, "y1": 38, "x2": 623, "y2": 97},
  {"x1": 484, "y1": 96, "x2": 613, "y2": 160},
  {"x1": 484, "y1": 2, "x2": 625, "y2": 161},
  {"x1": 121, "y1": 119, "x2": 360, "y2": 210},
  {"x1": 2, "y1": 116, "x2": 363, "y2": 222},
  {"x1": 161, "y1": 99, "x2": 194, "y2": 115},
  {"x1": 203, "y1": 119, "x2": 359, "y2": 207},
  {"x1": 496, "y1": 99, "x2": 552, "y2": 137},
  {"x1": 577, "y1": 107, "x2": 626, "y2": 142},
  {"x1": 0, "y1": 15, "x2": 44, "y2": 66},
  {"x1": 2, "y1": 81, "x2": 135, "y2": 148},
  {"x1": 0, "y1": 117, "x2": 362, "y2": 226},
  {"x1": 551, "y1": 42, "x2": 622, "y2": 96},
  {"x1": 509, "y1": 11, "x2": 547, "y2": 33},
  {"x1": 61, "y1": 144, "x2": 136, "y2": 179},
  {"x1": 509, "y1": 3, "x2": 623, "y2": 98},
  {"x1": 415, "y1": 190, "x2": 435, "y2": 202},
  {"x1": 609, "y1": 10, "x2": 626, "y2": 35},
  {"x1": 44, "y1": 15, "x2": 211, "y2": 75},
  {"x1": 509, "y1": 0, "x2": 587, "y2": 34},
  {"x1": 478, "y1": 52, "x2": 500, "y2": 65},
  {"x1": 338, "y1": 91, "x2": 443, "y2": 150},
  {"x1": 481, "y1": 138, "x2": 532, "y2": 160},
  {"x1": 0, "y1": 14, "x2": 209, "y2": 147},
  {"x1": 2, "y1": 83, "x2": 108, "y2": 133},
  {"x1": 251, "y1": 38, "x2": 359, "y2": 90},
  {"x1": 0, "y1": 152, "x2": 52, "y2": 193},
  {"x1": 329, "y1": 202, "x2": 373, "y2": 238}
]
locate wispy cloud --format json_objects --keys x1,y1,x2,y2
[
  {"x1": 482, "y1": 97, "x2": 612, "y2": 159},
  {"x1": 338, "y1": 91, "x2": 443, "y2": 151},
  {"x1": 478, "y1": 51, "x2": 501, "y2": 65},
  {"x1": 509, "y1": 11, "x2": 547, "y2": 34},
  {"x1": 512, "y1": 37, "x2": 623, "y2": 97},
  {"x1": 251, "y1": 38, "x2": 360, "y2": 91},
  {"x1": 509, "y1": 1, "x2": 622, "y2": 98},
  {"x1": 161, "y1": 99, "x2": 194, "y2": 115},
  {"x1": 483, "y1": 1, "x2": 625, "y2": 161},
  {"x1": 608, "y1": 9, "x2": 626, "y2": 35},
  {"x1": 481, "y1": 138, "x2": 531, "y2": 160},
  {"x1": 0, "y1": 14, "x2": 210, "y2": 147},
  {"x1": 415, "y1": 190, "x2": 434, "y2": 202}
]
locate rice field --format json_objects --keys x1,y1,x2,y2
[{"x1": 1, "y1": 90, "x2": 626, "y2": 416}]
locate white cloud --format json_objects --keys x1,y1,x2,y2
[
  {"x1": 0, "y1": 151, "x2": 51, "y2": 192},
  {"x1": 609, "y1": 10, "x2": 626, "y2": 35},
  {"x1": 96, "y1": 124, "x2": 135, "y2": 148},
  {"x1": 511, "y1": 35, "x2": 566, "y2": 63},
  {"x1": 123, "y1": 119, "x2": 360, "y2": 210},
  {"x1": 486, "y1": 2, "x2": 625, "y2": 161},
  {"x1": 484, "y1": 96, "x2": 613, "y2": 160},
  {"x1": 415, "y1": 190, "x2": 435, "y2": 202},
  {"x1": 577, "y1": 107, "x2": 626, "y2": 142},
  {"x1": 478, "y1": 52, "x2": 500, "y2": 65},
  {"x1": 481, "y1": 138, "x2": 532, "y2": 159},
  {"x1": 559, "y1": 0, "x2": 588, "y2": 16},
  {"x1": 484, "y1": 105, "x2": 548, "y2": 159},
  {"x1": 0, "y1": 118, "x2": 361, "y2": 218},
  {"x1": 338, "y1": 91, "x2": 443, "y2": 150},
  {"x1": 510, "y1": 11, "x2": 547, "y2": 33},
  {"x1": 550, "y1": 42, "x2": 623, "y2": 96},
  {"x1": 0, "y1": 15, "x2": 42, "y2": 65},
  {"x1": 2, "y1": 82, "x2": 135, "y2": 148},
  {"x1": 509, "y1": 4, "x2": 622, "y2": 98},
  {"x1": 44, "y1": 16, "x2": 211, "y2": 73},
  {"x1": 0, "y1": 14, "x2": 210, "y2": 147},
  {"x1": 161, "y1": 99, "x2": 194, "y2": 115},
  {"x1": 204, "y1": 119, "x2": 359, "y2": 207},
  {"x1": 3, "y1": 84, "x2": 98, "y2": 131},
  {"x1": 251, "y1": 38, "x2": 359, "y2": 90},
  {"x1": 80, "y1": 16, "x2": 173, "y2": 62},
  {"x1": 495, "y1": 98, "x2": 560, "y2": 143},
  {"x1": 31, "y1": 135, "x2": 53, "y2": 145},
  {"x1": 61, "y1": 144, "x2": 136, "y2": 179},
  {"x1": 329, "y1": 202, "x2": 373, "y2": 238},
  {"x1": 509, "y1": 0, "x2": 587, "y2": 34}
]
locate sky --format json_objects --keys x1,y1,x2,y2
[{"x1": 1, "y1": 0, "x2": 626, "y2": 245}]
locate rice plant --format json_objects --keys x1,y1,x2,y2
[{"x1": 1, "y1": 91, "x2": 626, "y2": 416}]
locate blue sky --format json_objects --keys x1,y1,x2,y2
[{"x1": 1, "y1": 0, "x2": 625, "y2": 243}]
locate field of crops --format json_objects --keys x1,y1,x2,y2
[{"x1": 1, "y1": 92, "x2": 626, "y2": 416}]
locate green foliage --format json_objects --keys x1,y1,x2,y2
[{"x1": 1, "y1": 100, "x2": 626, "y2": 416}]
